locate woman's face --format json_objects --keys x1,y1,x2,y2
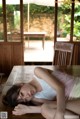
[{"x1": 17, "y1": 83, "x2": 36, "y2": 102}]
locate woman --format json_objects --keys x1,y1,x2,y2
[{"x1": 2, "y1": 67, "x2": 80, "y2": 119}]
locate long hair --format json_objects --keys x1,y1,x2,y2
[
  {"x1": 2, "y1": 85, "x2": 21, "y2": 107},
  {"x1": 2, "y1": 84, "x2": 36, "y2": 107}
]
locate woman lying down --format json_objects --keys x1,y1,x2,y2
[{"x1": 2, "y1": 67, "x2": 80, "y2": 119}]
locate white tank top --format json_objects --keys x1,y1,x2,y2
[
  {"x1": 34, "y1": 75, "x2": 56, "y2": 100},
  {"x1": 34, "y1": 70, "x2": 76, "y2": 100}
]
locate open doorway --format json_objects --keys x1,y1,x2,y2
[
  {"x1": 23, "y1": 3, "x2": 54, "y2": 64},
  {"x1": 24, "y1": 39, "x2": 54, "y2": 64}
]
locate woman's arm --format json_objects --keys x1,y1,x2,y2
[
  {"x1": 41, "y1": 101, "x2": 80, "y2": 119},
  {"x1": 12, "y1": 104, "x2": 42, "y2": 115},
  {"x1": 34, "y1": 67, "x2": 65, "y2": 118}
]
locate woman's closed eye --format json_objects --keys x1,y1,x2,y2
[
  {"x1": 20, "y1": 92, "x2": 24, "y2": 97},
  {"x1": 18, "y1": 91, "x2": 31, "y2": 100},
  {"x1": 18, "y1": 92, "x2": 24, "y2": 100}
]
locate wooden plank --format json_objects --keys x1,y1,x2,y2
[{"x1": 0, "y1": 42, "x2": 24, "y2": 75}]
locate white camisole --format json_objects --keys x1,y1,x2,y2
[
  {"x1": 34, "y1": 75, "x2": 56, "y2": 100},
  {"x1": 34, "y1": 70, "x2": 79, "y2": 100}
]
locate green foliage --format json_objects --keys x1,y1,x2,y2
[
  {"x1": 59, "y1": 4, "x2": 80, "y2": 40},
  {"x1": 6, "y1": 5, "x2": 15, "y2": 14},
  {"x1": 23, "y1": 4, "x2": 54, "y2": 17},
  {"x1": 29, "y1": 4, "x2": 54, "y2": 15},
  {"x1": 74, "y1": 21, "x2": 80, "y2": 39},
  {"x1": 0, "y1": 5, "x2": 3, "y2": 23},
  {"x1": 60, "y1": 3, "x2": 71, "y2": 14},
  {"x1": 6, "y1": 4, "x2": 54, "y2": 23},
  {"x1": 0, "y1": 4, "x2": 2, "y2": 14},
  {"x1": 60, "y1": 15, "x2": 71, "y2": 36},
  {"x1": 74, "y1": 6, "x2": 80, "y2": 39}
]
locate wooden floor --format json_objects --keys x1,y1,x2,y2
[{"x1": 24, "y1": 40, "x2": 54, "y2": 63}]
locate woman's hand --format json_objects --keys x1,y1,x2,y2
[
  {"x1": 12, "y1": 104, "x2": 42, "y2": 115},
  {"x1": 12, "y1": 104, "x2": 30, "y2": 115}
]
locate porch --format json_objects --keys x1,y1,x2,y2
[{"x1": 24, "y1": 40, "x2": 54, "y2": 64}]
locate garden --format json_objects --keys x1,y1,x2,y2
[{"x1": 0, "y1": 2, "x2": 80, "y2": 41}]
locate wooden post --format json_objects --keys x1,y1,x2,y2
[
  {"x1": 3, "y1": 0, "x2": 7, "y2": 42},
  {"x1": 70, "y1": 0, "x2": 75, "y2": 42},
  {"x1": 54, "y1": 0, "x2": 58, "y2": 43}
]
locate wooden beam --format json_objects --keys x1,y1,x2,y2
[
  {"x1": 20, "y1": 0, "x2": 23, "y2": 43},
  {"x1": 54, "y1": 0, "x2": 58, "y2": 42},
  {"x1": 3, "y1": 0, "x2": 7, "y2": 42},
  {"x1": 70, "y1": 0, "x2": 75, "y2": 42}
]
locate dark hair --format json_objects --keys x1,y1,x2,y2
[
  {"x1": 2, "y1": 85, "x2": 21, "y2": 107},
  {"x1": 2, "y1": 84, "x2": 36, "y2": 107}
]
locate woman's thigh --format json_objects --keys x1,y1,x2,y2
[
  {"x1": 66, "y1": 99, "x2": 80, "y2": 115},
  {"x1": 41, "y1": 102, "x2": 79, "y2": 119}
]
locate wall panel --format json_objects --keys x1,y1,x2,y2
[
  {"x1": 0, "y1": 44, "x2": 4, "y2": 72},
  {"x1": 12, "y1": 43, "x2": 24, "y2": 65},
  {"x1": 73, "y1": 43, "x2": 80, "y2": 65},
  {"x1": 0, "y1": 42, "x2": 24, "y2": 75}
]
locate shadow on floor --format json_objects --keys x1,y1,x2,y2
[{"x1": 24, "y1": 62, "x2": 52, "y2": 65}]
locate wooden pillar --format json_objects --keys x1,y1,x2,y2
[
  {"x1": 20, "y1": 0, "x2": 23, "y2": 43},
  {"x1": 3, "y1": 0, "x2": 7, "y2": 42},
  {"x1": 54, "y1": 0, "x2": 58, "y2": 43},
  {"x1": 20, "y1": 0, "x2": 24, "y2": 64},
  {"x1": 72, "y1": 43, "x2": 80, "y2": 65},
  {"x1": 70, "y1": 0, "x2": 75, "y2": 42}
]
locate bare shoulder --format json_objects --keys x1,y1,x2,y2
[{"x1": 30, "y1": 76, "x2": 43, "y2": 92}]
